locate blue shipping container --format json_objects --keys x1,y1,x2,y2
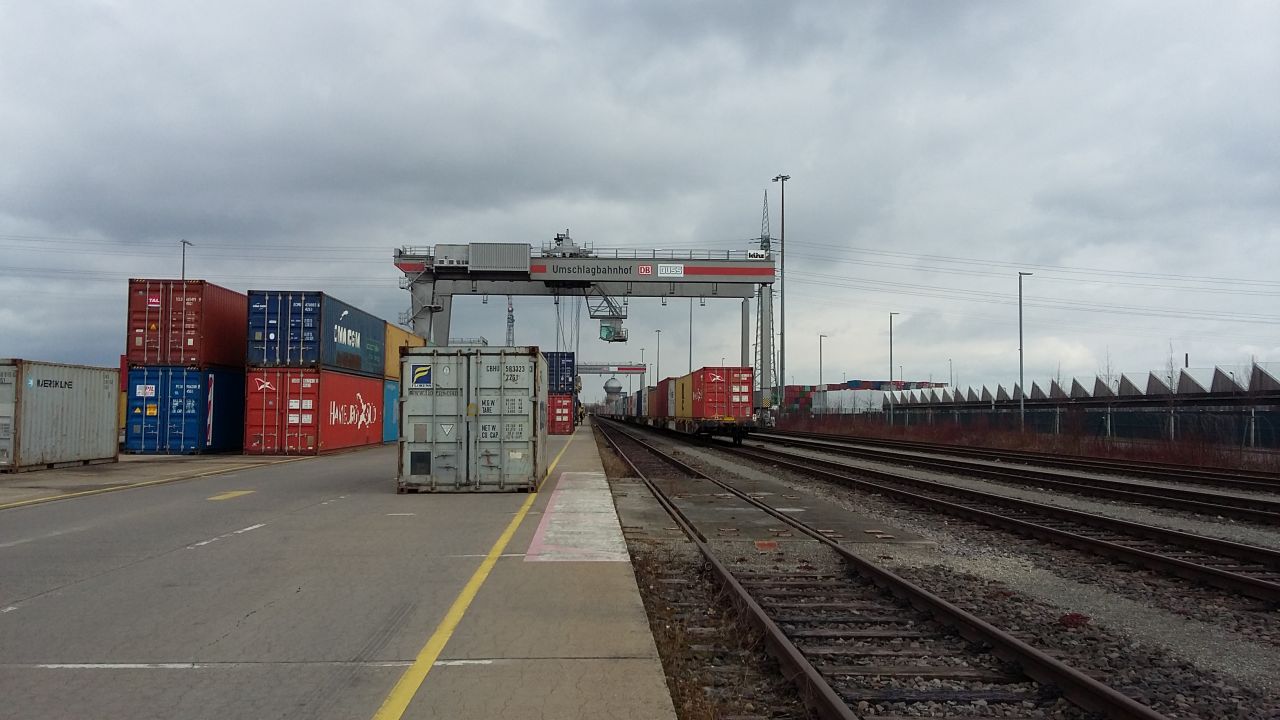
[
  {"x1": 247, "y1": 291, "x2": 385, "y2": 377},
  {"x1": 545, "y1": 351, "x2": 576, "y2": 394},
  {"x1": 383, "y1": 378, "x2": 398, "y2": 443},
  {"x1": 125, "y1": 366, "x2": 245, "y2": 454}
]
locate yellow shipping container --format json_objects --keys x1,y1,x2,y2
[
  {"x1": 675, "y1": 374, "x2": 693, "y2": 418},
  {"x1": 383, "y1": 324, "x2": 427, "y2": 379}
]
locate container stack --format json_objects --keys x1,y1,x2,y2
[
  {"x1": 545, "y1": 351, "x2": 576, "y2": 435},
  {"x1": 782, "y1": 385, "x2": 819, "y2": 415},
  {"x1": 123, "y1": 279, "x2": 247, "y2": 454},
  {"x1": 383, "y1": 324, "x2": 427, "y2": 443},
  {"x1": 243, "y1": 291, "x2": 388, "y2": 455}
]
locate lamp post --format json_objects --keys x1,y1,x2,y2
[
  {"x1": 180, "y1": 239, "x2": 193, "y2": 281},
  {"x1": 948, "y1": 358, "x2": 954, "y2": 389},
  {"x1": 688, "y1": 297, "x2": 693, "y2": 374},
  {"x1": 818, "y1": 333, "x2": 828, "y2": 386},
  {"x1": 1018, "y1": 272, "x2": 1033, "y2": 430},
  {"x1": 889, "y1": 312, "x2": 899, "y2": 424},
  {"x1": 772, "y1": 173, "x2": 790, "y2": 411},
  {"x1": 655, "y1": 329, "x2": 662, "y2": 383}
]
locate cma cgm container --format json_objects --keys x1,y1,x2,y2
[
  {"x1": 384, "y1": 325, "x2": 427, "y2": 379},
  {"x1": 548, "y1": 393, "x2": 574, "y2": 435},
  {"x1": 545, "y1": 351, "x2": 576, "y2": 394},
  {"x1": 689, "y1": 367, "x2": 754, "y2": 420},
  {"x1": 125, "y1": 366, "x2": 245, "y2": 454},
  {"x1": 398, "y1": 346, "x2": 547, "y2": 493},
  {"x1": 246, "y1": 291, "x2": 385, "y2": 377},
  {"x1": 126, "y1": 279, "x2": 248, "y2": 367},
  {"x1": 0, "y1": 360, "x2": 119, "y2": 472},
  {"x1": 244, "y1": 368, "x2": 383, "y2": 455},
  {"x1": 383, "y1": 379, "x2": 399, "y2": 443}
]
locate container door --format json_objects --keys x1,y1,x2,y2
[
  {"x1": 402, "y1": 354, "x2": 466, "y2": 489},
  {"x1": 165, "y1": 369, "x2": 205, "y2": 454},
  {"x1": 383, "y1": 379, "x2": 399, "y2": 443},
  {"x1": 473, "y1": 351, "x2": 535, "y2": 489},
  {"x1": 0, "y1": 365, "x2": 16, "y2": 468}
]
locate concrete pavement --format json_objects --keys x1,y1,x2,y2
[{"x1": 0, "y1": 429, "x2": 676, "y2": 720}]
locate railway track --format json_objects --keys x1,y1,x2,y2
[
  {"x1": 596, "y1": 418, "x2": 1170, "y2": 720},
  {"x1": 718, "y1": 440, "x2": 1280, "y2": 603},
  {"x1": 763, "y1": 430, "x2": 1280, "y2": 493},
  {"x1": 753, "y1": 431, "x2": 1280, "y2": 524}
]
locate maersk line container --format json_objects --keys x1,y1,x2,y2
[
  {"x1": 125, "y1": 366, "x2": 245, "y2": 454},
  {"x1": 0, "y1": 360, "x2": 119, "y2": 472},
  {"x1": 126, "y1": 279, "x2": 248, "y2": 367},
  {"x1": 383, "y1": 378, "x2": 399, "y2": 443},
  {"x1": 246, "y1": 291, "x2": 385, "y2": 377},
  {"x1": 398, "y1": 346, "x2": 547, "y2": 493}
]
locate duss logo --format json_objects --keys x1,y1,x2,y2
[{"x1": 411, "y1": 364, "x2": 433, "y2": 387}]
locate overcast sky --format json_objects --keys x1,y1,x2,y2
[{"x1": 2, "y1": 1, "x2": 1277, "y2": 402}]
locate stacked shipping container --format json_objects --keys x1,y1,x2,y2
[
  {"x1": 124, "y1": 279, "x2": 248, "y2": 454},
  {"x1": 544, "y1": 351, "x2": 577, "y2": 435},
  {"x1": 244, "y1": 291, "x2": 396, "y2": 455}
]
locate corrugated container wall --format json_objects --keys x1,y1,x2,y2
[
  {"x1": 690, "y1": 367, "x2": 754, "y2": 421},
  {"x1": 126, "y1": 279, "x2": 248, "y2": 367},
  {"x1": 384, "y1": 324, "x2": 426, "y2": 379},
  {"x1": 125, "y1": 366, "x2": 245, "y2": 454},
  {"x1": 675, "y1": 375, "x2": 693, "y2": 418},
  {"x1": 246, "y1": 291, "x2": 385, "y2": 377},
  {"x1": 383, "y1": 379, "x2": 399, "y2": 443},
  {"x1": 645, "y1": 387, "x2": 659, "y2": 418},
  {"x1": 545, "y1": 352, "x2": 576, "y2": 395},
  {"x1": 244, "y1": 368, "x2": 384, "y2": 455},
  {"x1": 0, "y1": 360, "x2": 119, "y2": 471},
  {"x1": 548, "y1": 393, "x2": 574, "y2": 435},
  {"x1": 398, "y1": 346, "x2": 547, "y2": 492}
]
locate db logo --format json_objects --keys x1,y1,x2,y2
[{"x1": 638, "y1": 264, "x2": 653, "y2": 276}]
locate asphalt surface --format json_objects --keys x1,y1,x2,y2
[{"x1": 0, "y1": 445, "x2": 542, "y2": 720}]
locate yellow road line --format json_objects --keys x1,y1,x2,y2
[
  {"x1": 370, "y1": 433, "x2": 576, "y2": 720},
  {"x1": 0, "y1": 457, "x2": 311, "y2": 512},
  {"x1": 207, "y1": 490, "x2": 255, "y2": 501}
]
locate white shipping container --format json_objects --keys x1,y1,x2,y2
[
  {"x1": 0, "y1": 359, "x2": 120, "y2": 472},
  {"x1": 398, "y1": 346, "x2": 547, "y2": 492}
]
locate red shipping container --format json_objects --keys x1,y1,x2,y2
[
  {"x1": 126, "y1": 279, "x2": 248, "y2": 367},
  {"x1": 548, "y1": 393, "x2": 574, "y2": 435},
  {"x1": 690, "y1": 367, "x2": 754, "y2": 421},
  {"x1": 244, "y1": 368, "x2": 383, "y2": 455},
  {"x1": 654, "y1": 377, "x2": 672, "y2": 418}
]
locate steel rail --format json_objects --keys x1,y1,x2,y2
[
  {"x1": 765, "y1": 430, "x2": 1280, "y2": 491},
  {"x1": 725, "y1": 443, "x2": 1280, "y2": 602},
  {"x1": 754, "y1": 433, "x2": 1280, "y2": 524},
  {"x1": 598, "y1": 420, "x2": 1172, "y2": 720},
  {"x1": 595, "y1": 423, "x2": 858, "y2": 720}
]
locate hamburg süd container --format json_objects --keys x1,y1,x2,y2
[
  {"x1": 383, "y1": 324, "x2": 427, "y2": 379},
  {"x1": 125, "y1": 366, "x2": 245, "y2": 454},
  {"x1": 244, "y1": 368, "x2": 383, "y2": 455},
  {"x1": 0, "y1": 360, "x2": 119, "y2": 472},
  {"x1": 246, "y1": 291, "x2": 385, "y2": 377},
  {"x1": 548, "y1": 393, "x2": 574, "y2": 435},
  {"x1": 126, "y1": 279, "x2": 248, "y2": 367},
  {"x1": 544, "y1": 351, "x2": 577, "y2": 395},
  {"x1": 383, "y1": 378, "x2": 399, "y2": 443},
  {"x1": 689, "y1": 367, "x2": 754, "y2": 421},
  {"x1": 398, "y1": 346, "x2": 547, "y2": 493}
]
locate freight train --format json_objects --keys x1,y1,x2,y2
[{"x1": 597, "y1": 366, "x2": 755, "y2": 443}]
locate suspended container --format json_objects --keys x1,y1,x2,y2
[
  {"x1": 0, "y1": 360, "x2": 119, "y2": 472},
  {"x1": 246, "y1": 291, "x2": 385, "y2": 377},
  {"x1": 125, "y1": 366, "x2": 245, "y2": 454},
  {"x1": 544, "y1": 351, "x2": 577, "y2": 395},
  {"x1": 398, "y1": 346, "x2": 547, "y2": 493},
  {"x1": 126, "y1": 279, "x2": 248, "y2": 367},
  {"x1": 244, "y1": 368, "x2": 384, "y2": 455}
]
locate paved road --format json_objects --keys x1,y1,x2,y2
[{"x1": 0, "y1": 446, "x2": 533, "y2": 719}]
